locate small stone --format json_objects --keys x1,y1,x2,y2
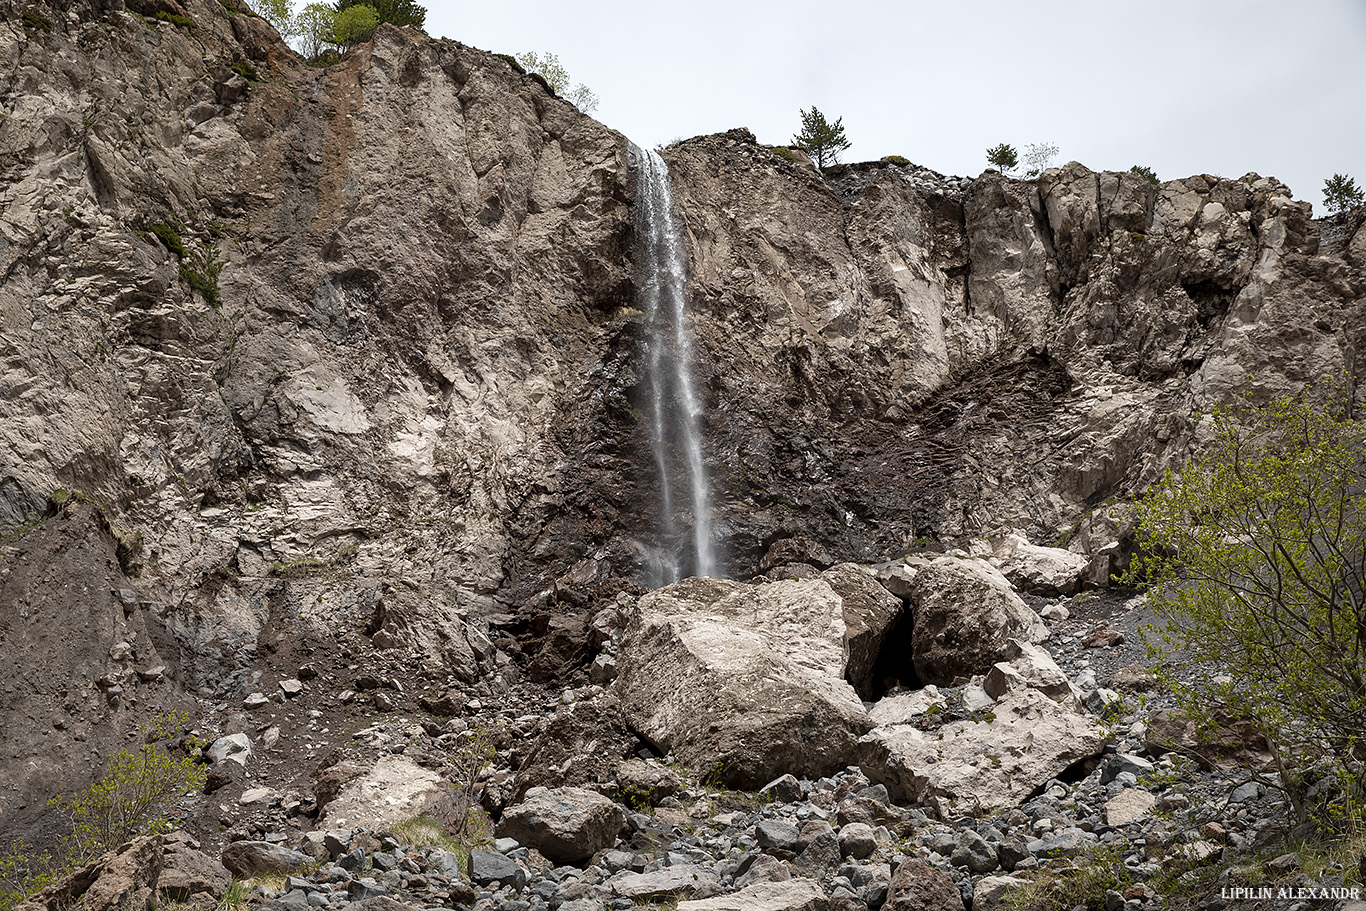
[
  {"x1": 1103, "y1": 790, "x2": 1156, "y2": 826},
  {"x1": 837, "y1": 822, "x2": 877, "y2": 860},
  {"x1": 244, "y1": 692, "x2": 271, "y2": 709},
  {"x1": 280, "y1": 678, "x2": 304, "y2": 697},
  {"x1": 1266, "y1": 853, "x2": 1299, "y2": 875},
  {"x1": 239, "y1": 787, "x2": 277, "y2": 806}
]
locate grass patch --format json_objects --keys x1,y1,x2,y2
[
  {"x1": 154, "y1": 11, "x2": 194, "y2": 28},
  {"x1": 881, "y1": 155, "x2": 911, "y2": 166},
  {"x1": 268, "y1": 556, "x2": 328, "y2": 578},
  {"x1": 178, "y1": 260, "x2": 222, "y2": 307},
  {"x1": 1005, "y1": 845, "x2": 1132, "y2": 911},
  {"x1": 771, "y1": 147, "x2": 796, "y2": 163},
  {"x1": 390, "y1": 818, "x2": 465, "y2": 854},
  {"x1": 21, "y1": 10, "x2": 51, "y2": 30}
]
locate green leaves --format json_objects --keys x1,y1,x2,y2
[
  {"x1": 1129, "y1": 384, "x2": 1366, "y2": 820},
  {"x1": 985, "y1": 143, "x2": 1018, "y2": 174}
]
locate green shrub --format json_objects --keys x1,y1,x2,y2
[
  {"x1": 154, "y1": 10, "x2": 195, "y2": 28},
  {"x1": 433, "y1": 724, "x2": 497, "y2": 839},
  {"x1": 21, "y1": 10, "x2": 51, "y2": 30},
  {"x1": 179, "y1": 258, "x2": 222, "y2": 307},
  {"x1": 1129, "y1": 164, "x2": 1160, "y2": 185},
  {"x1": 229, "y1": 60, "x2": 260, "y2": 82},
  {"x1": 1323, "y1": 173, "x2": 1364, "y2": 215},
  {"x1": 881, "y1": 155, "x2": 910, "y2": 166},
  {"x1": 149, "y1": 223, "x2": 186, "y2": 258},
  {"x1": 1128, "y1": 383, "x2": 1366, "y2": 824},
  {"x1": 49, "y1": 712, "x2": 205, "y2": 863},
  {"x1": 771, "y1": 146, "x2": 796, "y2": 163},
  {"x1": 0, "y1": 842, "x2": 58, "y2": 911}
]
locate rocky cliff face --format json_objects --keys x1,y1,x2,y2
[{"x1": 1, "y1": 0, "x2": 1363, "y2": 839}]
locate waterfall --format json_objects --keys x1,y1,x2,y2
[{"x1": 631, "y1": 145, "x2": 717, "y2": 586}]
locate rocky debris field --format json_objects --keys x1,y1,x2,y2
[{"x1": 22, "y1": 542, "x2": 1358, "y2": 911}]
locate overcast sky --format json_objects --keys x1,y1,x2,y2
[{"x1": 413, "y1": 0, "x2": 1365, "y2": 213}]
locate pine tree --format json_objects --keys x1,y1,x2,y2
[
  {"x1": 1323, "y1": 173, "x2": 1364, "y2": 215},
  {"x1": 985, "y1": 143, "x2": 1018, "y2": 174},
  {"x1": 792, "y1": 107, "x2": 851, "y2": 169}
]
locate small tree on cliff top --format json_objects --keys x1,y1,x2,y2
[
  {"x1": 1323, "y1": 173, "x2": 1364, "y2": 215},
  {"x1": 514, "y1": 52, "x2": 599, "y2": 114},
  {"x1": 336, "y1": 0, "x2": 426, "y2": 29},
  {"x1": 985, "y1": 142, "x2": 1018, "y2": 174},
  {"x1": 792, "y1": 107, "x2": 851, "y2": 169},
  {"x1": 1127, "y1": 384, "x2": 1366, "y2": 823}
]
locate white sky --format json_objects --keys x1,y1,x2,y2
[{"x1": 410, "y1": 0, "x2": 1364, "y2": 214}]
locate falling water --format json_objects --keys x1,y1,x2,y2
[{"x1": 631, "y1": 145, "x2": 716, "y2": 586}]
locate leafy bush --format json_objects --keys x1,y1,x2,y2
[
  {"x1": 1323, "y1": 173, "x2": 1364, "y2": 215},
  {"x1": 985, "y1": 142, "x2": 1018, "y2": 174},
  {"x1": 154, "y1": 10, "x2": 195, "y2": 27},
  {"x1": 149, "y1": 223, "x2": 186, "y2": 259},
  {"x1": 1129, "y1": 164, "x2": 1160, "y2": 185},
  {"x1": 1129, "y1": 384, "x2": 1366, "y2": 823},
  {"x1": 329, "y1": 3, "x2": 378, "y2": 51},
  {"x1": 432, "y1": 724, "x2": 497, "y2": 839},
  {"x1": 337, "y1": 0, "x2": 426, "y2": 29},
  {"x1": 49, "y1": 712, "x2": 205, "y2": 861},
  {"x1": 880, "y1": 155, "x2": 910, "y2": 166},
  {"x1": 0, "y1": 843, "x2": 58, "y2": 911},
  {"x1": 513, "y1": 51, "x2": 598, "y2": 113}
]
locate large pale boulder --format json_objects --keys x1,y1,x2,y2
[
  {"x1": 982, "y1": 639, "x2": 1080, "y2": 706},
  {"x1": 496, "y1": 786, "x2": 626, "y2": 865},
  {"x1": 989, "y1": 531, "x2": 1089, "y2": 595},
  {"x1": 909, "y1": 557, "x2": 1048, "y2": 685},
  {"x1": 320, "y1": 756, "x2": 445, "y2": 830},
  {"x1": 220, "y1": 842, "x2": 312, "y2": 878},
  {"x1": 860, "y1": 690, "x2": 1106, "y2": 817},
  {"x1": 611, "y1": 865, "x2": 724, "y2": 902},
  {"x1": 678, "y1": 879, "x2": 829, "y2": 911},
  {"x1": 615, "y1": 566, "x2": 895, "y2": 787}
]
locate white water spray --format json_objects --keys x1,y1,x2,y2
[{"x1": 631, "y1": 145, "x2": 716, "y2": 586}]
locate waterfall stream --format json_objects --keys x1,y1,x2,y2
[{"x1": 632, "y1": 145, "x2": 717, "y2": 586}]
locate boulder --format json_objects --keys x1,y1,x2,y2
[
  {"x1": 466, "y1": 850, "x2": 526, "y2": 889},
  {"x1": 611, "y1": 865, "x2": 724, "y2": 902},
  {"x1": 158, "y1": 842, "x2": 230, "y2": 901},
  {"x1": 512, "y1": 693, "x2": 637, "y2": 800},
  {"x1": 678, "y1": 878, "x2": 829, "y2": 911},
  {"x1": 982, "y1": 639, "x2": 1079, "y2": 706},
  {"x1": 989, "y1": 531, "x2": 1088, "y2": 595},
  {"x1": 320, "y1": 757, "x2": 445, "y2": 830},
  {"x1": 909, "y1": 557, "x2": 1048, "y2": 685},
  {"x1": 205, "y1": 733, "x2": 252, "y2": 767},
  {"x1": 885, "y1": 859, "x2": 964, "y2": 911},
  {"x1": 615, "y1": 570, "x2": 883, "y2": 788},
  {"x1": 860, "y1": 689, "x2": 1106, "y2": 817},
  {"x1": 496, "y1": 786, "x2": 625, "y2": 865},
  {"x1": 17, "y1": 836, "x2": 162, "y2": 911},
  {"x1": 972, "y1": 875, "x2": 1028, "y2": 911},
  {"x1": 1103, "y1": 789, "x2": 1157, "y2": 826},
  {"x1": 220, "y1": 842, "x2": 312, "y2": 877},
  {"x1": 615, "y1": 758, "x2": 682, "y2": 807}
]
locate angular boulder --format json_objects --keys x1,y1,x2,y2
[
  {"x1": 611, "y1": 865, "x2": 724, "y2": 902},
  {"x1": 511, "y1": 694, "x2": 636, "y2": 801},
  {"x1": 496, "y1": 786, "x2": 625, "y2": 865},
  {"x1": 678, "y1": 878, "x2": 829, "y2": 911},
  {"x1": 885, "y1": 859, "x2": 964, "y2": 911},
  {"x1": 616, "y1": 567, "x2": 892, "y2": 787},
  {"x1": 909, "y1": 557, "x2": 1047, "y2": 685},
  {"x1": 320, "y1": 756, "x2": 445, "y2": 830},
  {"x1": 990, "y1": 531, "x2": 1089, "y2": 595},
  {"x1": 982, "y1": 639, "x2": 1079, "y2": 706},
  {"x1": 220, "y1": 842, "x2": 312, "y2": 877},
  {"x1": 17, "y1": 835, "x2": 163, "y2": 911},
  {"x1": 860, "y1": 689, "x2": 1106, "y2": 817}
]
